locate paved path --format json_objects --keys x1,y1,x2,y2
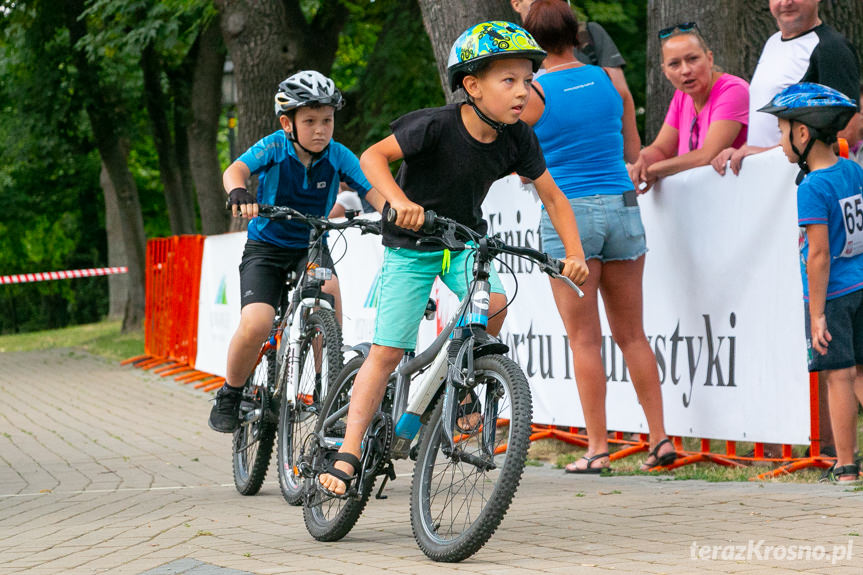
[{"x1": 1, "y1": 350, "x2": 861, "y2": 575}]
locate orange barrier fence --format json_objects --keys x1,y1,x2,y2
[
  {"x1": 526, "y1": 371, "x2": 834, "y2": 478},
  {"x1": 122, "y1": 236, "x2": 219, "y2": 387}
]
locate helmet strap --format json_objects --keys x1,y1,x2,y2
[
  {"x1": 789, "y1": 120, "x2": 816, "y2": 185},
  {"x1": 468, "y1": 97, "x2": 509, "y2": 135}
]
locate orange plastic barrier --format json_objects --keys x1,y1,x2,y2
[
  {"x1": 124, "y1": 235, "x2": 218, "y2": 386},
  {"x1": 527, "y1": 370, "x2": 834, "y2": 478}
]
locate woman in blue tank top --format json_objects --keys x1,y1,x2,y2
[{"x1": 523, "y1": 0, "x2": 676, "y2": 474}]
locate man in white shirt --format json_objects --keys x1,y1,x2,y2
[{"x1": 711, "y1": 0, "x2": 859, "y2": 175}]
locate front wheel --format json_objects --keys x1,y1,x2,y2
[
  {"x1": 278, "y1": 309, "x2": 344, "y2": 505},
  {"x1": 410, "y1": 354, "x2": 532, "y2": 562},
  {"x1": 232, "y1": 347, "x2": 277, "y2": 495},
  {"x1": 302, "y1": 355, "x2": 374, "y2": 541}
]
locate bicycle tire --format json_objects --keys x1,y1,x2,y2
[
  {"x1": 302, "y1": 355, "x2": 375, "y2": 541},
  {"x1": 278, "y1": 309, "x2": 344, "y2": 505},
  {"x1": 232, "y1": 347, "x2": 277, "y2": 495},
  {"x1": 410, "y1": 354, "x2": 532, "y2": 562}
]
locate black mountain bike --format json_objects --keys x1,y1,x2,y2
[
  {"x1": 298, "y1": 209, "x2": 582, "y2": 562},
  {"x1": 231, "y1": 206, "x2": 381, "y2": 498}
]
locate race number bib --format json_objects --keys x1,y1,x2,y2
[{"x1": 839, "y1": 193, "x2": 863, "y2": 258}]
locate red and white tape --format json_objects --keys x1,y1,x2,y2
[{"x1": 0, "y1": 267, "x2": 128, "y2": 285}]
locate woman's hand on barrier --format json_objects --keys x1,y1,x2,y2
[
  {"x1": 628, "y1": 157, "x2": 655, "y2": 194},
  {"x1": 562, "y1": 255, "x2": 589, "y2": 287},
  {"x1": 811, "y1": 314, "x2": 831, "y2": 355},
  {"x1": 389, "y1": 198, "x2": 424, "y2": 232}
]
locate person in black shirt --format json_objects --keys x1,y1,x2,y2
[{"x1": 317, "y1": 21, "x2": 589, "y2": 497}]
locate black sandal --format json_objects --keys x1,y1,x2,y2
[
  {"x1": 564, "y1": 452, "x2": 611, "y2": 474},
  {"x1": 641, "y1": 438, "x2": 677, "y2": 470},
  {"x1": 317, "y1": 451, "x2": 361, "y2": 498},
  {"x1": 821, "y1": 463, "x2": 860, "y2": 483}
]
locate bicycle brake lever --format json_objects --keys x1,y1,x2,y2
[{"x1": 555, "y1": 273, "x2": 584, "y2": 298}]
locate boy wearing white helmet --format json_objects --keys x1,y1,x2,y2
[
  {"x1": 761, "y1": 82, "x2": 863, "y2": 483},
  {"x1": 317, "y1": 21, "x2": 589, "y2": 497},
  {"x1": 210, "y1": 70, "x2": 383, "y2": 433}
]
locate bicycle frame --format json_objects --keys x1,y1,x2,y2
[{"x1": 319, "y1": 238, "x2": 503, "y2": 467}]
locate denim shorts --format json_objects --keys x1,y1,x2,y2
[
  {"x1": 373, "y1": 244, "x2": 505, "y2": 350},
  {"x1": 540, "y1": 193, "x2": 647, "y2": 262}
]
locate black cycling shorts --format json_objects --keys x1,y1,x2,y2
[{"x1": 238, "y1": 240, "x2": 336, "y2": 309}]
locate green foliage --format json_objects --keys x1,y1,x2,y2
[
  {"x1": 0, "y1": 0, "x2": 174, "y2": 334},
  {"x1": 334, "y1": 0, "x2": 445, "y2": 153}
]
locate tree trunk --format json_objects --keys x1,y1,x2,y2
[
  {"x1": 215, "y1": 0, "x2": 294, "y2": 155},
  {"x1": 417, "y1": 0, "x2": 519, "y2": 103},
  {"x1": 646, "y1": 0, "x2": 863, "y2": 141},
  {"x1": 215, "y1": 0, "x2": 350, "y2": 155},
  {"x1": 101, "y1": 160, "x2": 127, "y2": 320},
  {"x1": 187, "y1": 19, "x2": 229, "y2": 235},
  {"x1": 65, "y1": 0, "x2": 147, "y2": 332},
  {"x1": 141, "y1": 42, "x2": 197, "y2": 235}
]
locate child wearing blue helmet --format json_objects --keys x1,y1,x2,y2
[
  {"x1": 761, "y1": 82, "x2": 863, "y2": 482},
  {"x1": 317, "y1": 21, "x2": 590, "y2": 496}
]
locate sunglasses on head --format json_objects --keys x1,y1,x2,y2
[{"x1": 658, "y1": 22, "x2": 698, "y2": 39}]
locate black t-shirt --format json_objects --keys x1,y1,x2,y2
[
  {"x1": 384, "y1": 103, "x2": 546, "y2": 250},
  {"x1": 800, "y1": 24, "x2": 860, "y2": 105}
]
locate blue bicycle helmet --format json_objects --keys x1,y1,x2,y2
[{"x1": 758, "y1": 83, "x2": 857, "y2": 180}]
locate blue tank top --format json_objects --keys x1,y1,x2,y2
[{"x1": 532, "y1": 65, "x2": 632, "y2": 199}]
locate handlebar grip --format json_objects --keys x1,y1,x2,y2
[{"x1": 385, "y1": 207, "x2": 437, "y2": 234}]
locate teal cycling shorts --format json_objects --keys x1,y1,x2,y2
[{"x1": 373, "y1": 244, "x2": 506, "y2": 350}]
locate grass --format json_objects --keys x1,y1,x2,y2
[
  {"x1": 527, "y1": 430, "x2": 863, "y2": 483},
  {"x1": 0, "y1": 320, "x2": 144, "y2": 362}
]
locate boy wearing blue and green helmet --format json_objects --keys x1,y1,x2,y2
[
  {"x1": 317, "y1": 21, "x2": 589, "y2": 497},
  {"x1": 761, "y1": 82, "x2": 863, "y2": 483}
]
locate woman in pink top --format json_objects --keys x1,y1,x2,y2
[{"x1": 629, "y1": 24, "x2": 749, "y2": 191}]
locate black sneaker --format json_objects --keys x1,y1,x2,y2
[{"x1": 208, "y1": 385, "x2": 243, "y2": 433}]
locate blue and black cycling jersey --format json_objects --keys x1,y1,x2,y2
[{"x1": 238, "y1": 130, "x2": 372, "y2": 248}]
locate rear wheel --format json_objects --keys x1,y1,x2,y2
[
  {"x1": 232, "y1": 347, "x2": 277, "y2": 495},
  {"x1": 410, "y1": 354, "x2": 532, "y2": 562},
  {"x1": 278, "y1": 309, "x2": 343, "y2": 504},
  {"x1": 302, "y1": 355, "x2": 375, "y2": 541}
]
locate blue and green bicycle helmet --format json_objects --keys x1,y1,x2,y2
[
  {"x1": 447, "y1": 21, "x2": 547, "y2": 92},
  {"x1": 446, "y1": 21, "x2": 546, "y2": 133},
  {"x1": 758, "y1": 82, "x2": 857, "y2": 180}
]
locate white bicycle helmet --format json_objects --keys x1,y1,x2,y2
[{"x1": 274, "y1": 70, "x2": 344, "y2": 116}]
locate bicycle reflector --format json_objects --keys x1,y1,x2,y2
[{"x1": 309, "y1": 266, "x2": 333, "y2": 281}]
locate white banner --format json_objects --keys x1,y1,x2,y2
[
  {"x1": 193, "y1": 149, "x2": 810, "y2": 443},
  {"x1": 195, "y1": 232, "x2": 246, "y2": 376},
  {"x1": 482, "y1": 149, "x2": 809, "y2": 444}
]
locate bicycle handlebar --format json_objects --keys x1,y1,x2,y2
[
  {"x1": 386, "y1": 207, "x2": 583, "y2": 296},
  {"x1": 258, "y1": 204, "x2": 382, "y2": 235}
]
